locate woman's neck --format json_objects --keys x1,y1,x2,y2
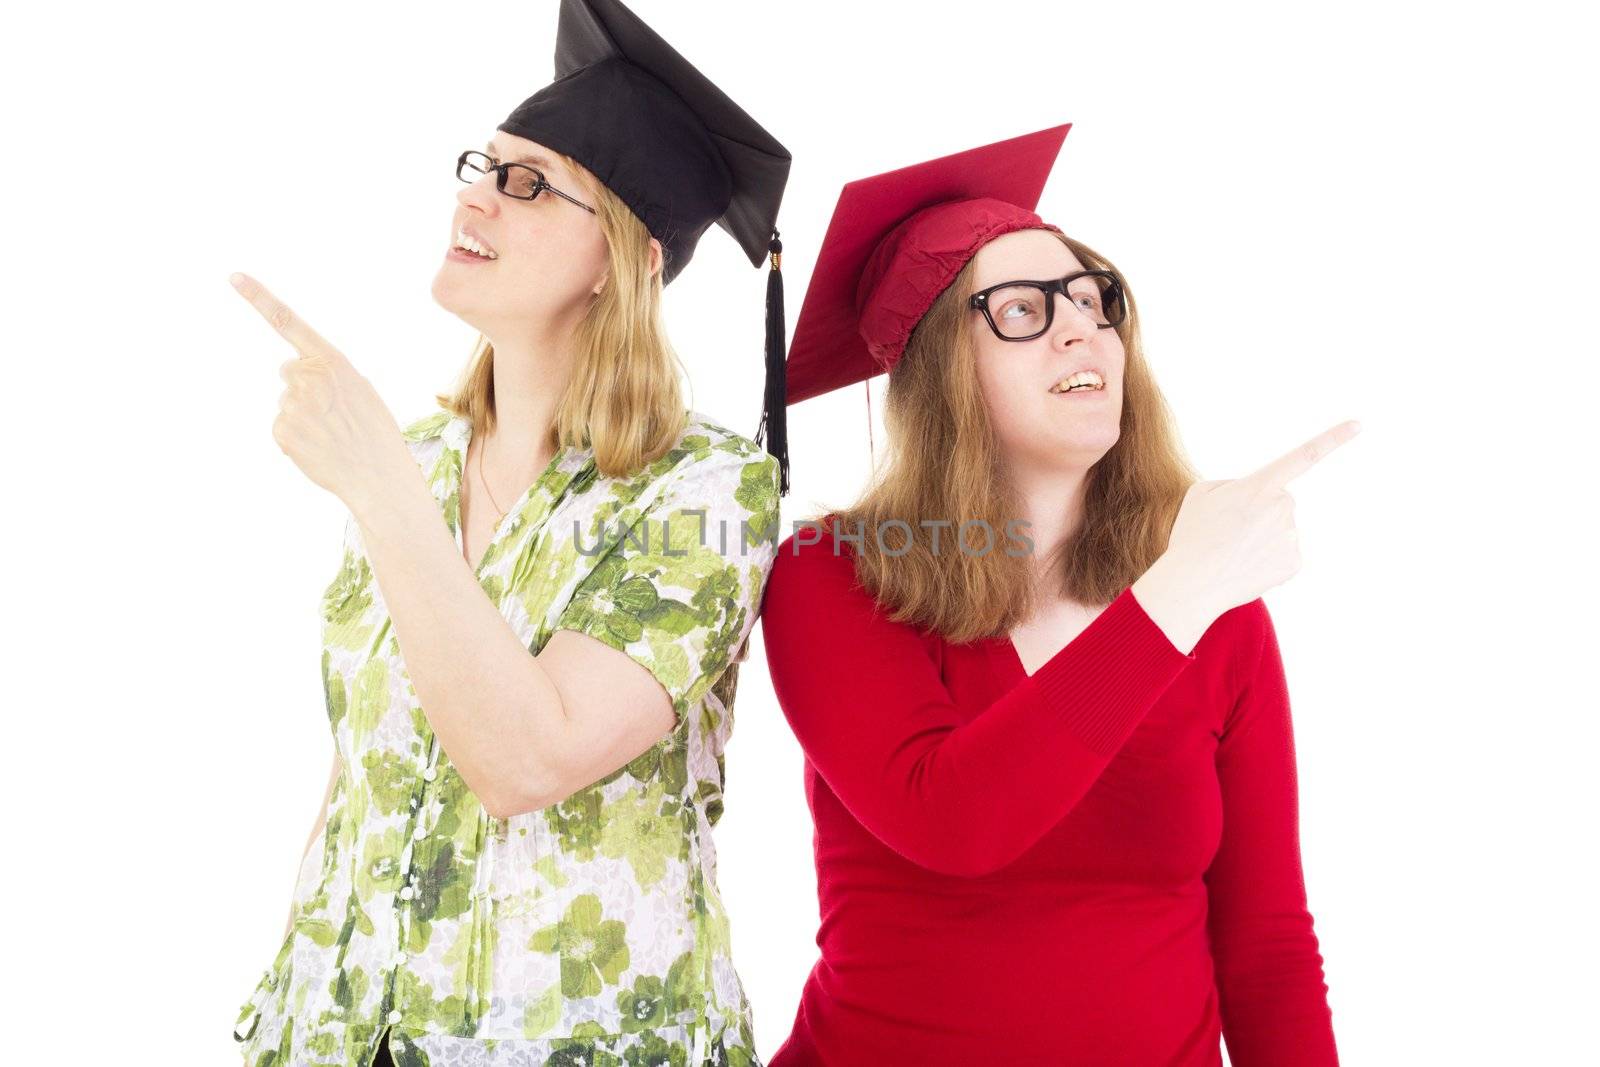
[
  {"x1": 481, "y1": 329, "x2": 577, "y2": 473},
  {"x1": 1010, "y1": 461, "x2": 1091, "y2": 581}
]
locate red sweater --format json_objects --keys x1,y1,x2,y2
[{"x1": 758, "y1": 524, "x2": 1339, "y2": 1066}]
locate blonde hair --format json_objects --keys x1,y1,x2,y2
[
  {"x1": 434, "y1": 149, "x2": 688, "y2": 477},
  {"x1": 820, "y1": 230, "x2": 1200, "y2": 643}
]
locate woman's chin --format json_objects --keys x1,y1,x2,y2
[
  {"x1": 430, "y1": 273, "x2": 474, "y2": 314},
  {"x1": 1031, "y1": 425, "x2": 1120, "y2": 467}
]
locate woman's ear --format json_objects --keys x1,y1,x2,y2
[{"x1": 648, "y1": 238, "x2": 664, "y2": 279}]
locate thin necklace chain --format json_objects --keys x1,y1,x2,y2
[{"x1": 475, "y1": 433, "x2": 509, "y2": 528}]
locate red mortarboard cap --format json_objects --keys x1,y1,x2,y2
[{"x1": 786, "y1": 125, "x2": 1072, "y2": 406}]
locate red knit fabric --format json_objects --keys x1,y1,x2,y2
[{"x1": 759, "y1": 527, "x2": 1339, "y2": 1066}]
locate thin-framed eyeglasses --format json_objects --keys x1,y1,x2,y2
[
  {"x1": 968, "y1": 269, "x2": 1126, "y2": 341},
  {"x1": 456, "y1": 150, "x2": 597, "y2": 214}
]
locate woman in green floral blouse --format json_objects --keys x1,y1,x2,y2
[{"x1": 226, "y1": 3, "x2": 791, "y2": 1064}]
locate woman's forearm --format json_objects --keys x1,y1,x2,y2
[
  {"x1": 763, "y1": 542, "x2": 1198, "y2": 878},
  {"x1": 348, "y1": 471, "x2": 565, "y2": 818}
]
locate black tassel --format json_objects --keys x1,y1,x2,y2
[{"x1": 756, "y1": 229, "x2": 791, "y2": 496}]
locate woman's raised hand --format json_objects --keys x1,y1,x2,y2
[
  {"x1": 1131, "y1": 420, "x2": 1362, "y2": 653},
  {"x1": 228, "y1": 272, "x2": 416, "y2": 512}
]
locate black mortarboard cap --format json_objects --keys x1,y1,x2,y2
[{"x1": 498, "y1": 0, "x2": 794, "y2": 492}]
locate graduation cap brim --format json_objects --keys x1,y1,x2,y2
[{"x1": 785, "y1": 124, "x2": 1072, "y2": 406}]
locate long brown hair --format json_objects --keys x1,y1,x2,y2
[
  {"x1": 819, "y1": 230, "x2": 1199, "y2": 643},
  {"x1": 434, "y1": 149, "x2": 688, "y2": 477}
]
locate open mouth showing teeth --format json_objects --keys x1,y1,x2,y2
[
  {"x1": 454, "y1": 227, "x2": 498, "y2": 259},
  {"x1": 1049, "y1": 370, "x2": 1106, "y2": 394}
]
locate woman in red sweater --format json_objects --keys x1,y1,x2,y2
[{"x1": 759, "y1": 126, "x2": 1358, "y2": 1065}]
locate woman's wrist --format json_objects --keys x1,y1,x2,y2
[
  {"x1": 347, "y1": 457, "x2": 436, "y2": 544},
  {"x1": 1129, "y1": 557, "x2": 1217, "y2": 656}
]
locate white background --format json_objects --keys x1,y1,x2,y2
[{"x1": 6, "y1": 1, "x2": 1596, "y2": 1063}]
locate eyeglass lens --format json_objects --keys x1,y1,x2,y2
[{"x1": 457, "y1": 151, "x2": 543, "y2": 199}]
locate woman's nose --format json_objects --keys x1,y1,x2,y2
[
  {"x1": 457, "y1": 176, "x2": 501, "y2": 215},
  {"x1": 1050, "y1": 292, "x2": 1097, "y2": 345}
]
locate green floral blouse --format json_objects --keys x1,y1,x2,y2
[{"x1": 232, "y1": 405, "x2": 782, "y2": 1067}]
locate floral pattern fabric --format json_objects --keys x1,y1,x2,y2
[{"x1": 232, "y1": 405, "x2": 782, "y2": 1066}]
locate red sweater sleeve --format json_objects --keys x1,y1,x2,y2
[
  {"x1": 1205, "y1": 599, "x2": 1341, "y2": 1066},
  {"x1": 759, "y1": 534, "x2": 1197, "y2": 878}
]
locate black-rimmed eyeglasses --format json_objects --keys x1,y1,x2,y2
[
  {"x1": 968, "y1": 269, "x2": 1126, "y2": 341},
  {"x1": 456, "y1": 150, "x2": 597, "y2": 214}
]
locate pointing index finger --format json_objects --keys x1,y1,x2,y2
[
  {"x1": 228, "y1": 271, "x2": 340, "y2": 362},
  {"x1": 1244, "y1": 419, "x2": 1362, "y2": 491}
]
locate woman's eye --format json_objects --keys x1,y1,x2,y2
[{"x1": 1000, "y1": 301, "x2": 1035, "y2": 319}]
